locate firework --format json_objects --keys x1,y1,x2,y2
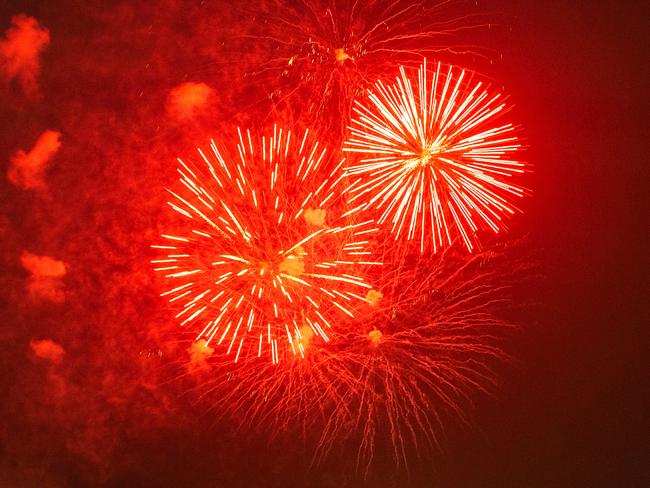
[
  {"x1": 239, "y1": 0, "x2": 489, "y2": 136},
  {"x1": 202, "y1": 245, "x2": 516, "y2": 475},
  {"x1": 152, "y1": 126, "x2": 381, "y2": 364},
  {"x1": 343, "y1": 59, "x2": 526, "y2": 253}
]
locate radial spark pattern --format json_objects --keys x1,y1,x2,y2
[
  {"x1": 343, "y1": 59, "x2": 525, "y2": 253},
  {"x1": 152, "y1": 127, "x2": 381, "y2": 364},
  {"x1": 202, "y1": 245, "x2": 516, "y2": 475},
  {"x1": 239, "y1": 0, "x2": 488, "y2": 137}
]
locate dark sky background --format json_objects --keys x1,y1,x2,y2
[{"x1": 1, "y1": 1, "x2": 648, "y2": 487}]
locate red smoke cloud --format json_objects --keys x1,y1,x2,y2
[
  {"x1": 187, "y1": 339, "x2": 214, "y2": 371},
  {"x1": 0, "y1": 3, "x2": 539, "y2": 486},
  {"x1": 0, "y1": 5, "x2": 250, "y2": 484},
  {"x1": 30, "y1": 338, "x2": 65, "y2": 364},
  {"x1": 0, "y1": 14, "x2": 50, "y2": 97},
  {"x1": 166, "y1": 81, "x2": 214, "y2": 120},
  {"x1": 20, "y1": 251, "x2": 67, "y2": 303},
  {"x1": 7, "y1": 129, "x2": 61, "y2": 191}
]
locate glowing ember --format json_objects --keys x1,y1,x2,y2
[
  {"x1": 367, "y1": 328, "x2": 382, "y2": 345},
  {"x1": 152, "y1": 126, "x2": 381, "y2": 364},
  {"x1": 343, "y1": 59, "x2": 526, "y2": 253},
  {"x1": 334, "y1": 48, "x2": 350, "y2": 63}
]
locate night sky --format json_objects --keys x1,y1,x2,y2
[{"x1": 1, "y1": 1, "x2": 648, "y2": 487}]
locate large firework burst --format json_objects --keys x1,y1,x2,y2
[
  {"x1": 200, "y1": 244, "x2": 518, "y2": 475},
  {"x1": 343, "y1": 59, "x2": 526, "y2": 253},
  {"x1": 152, "y1": 126, "x2": 381, "y2": 364}
]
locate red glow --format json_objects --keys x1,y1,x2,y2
[{"x1": 0, "y1": 1, "x2": 549, "y2": 482}]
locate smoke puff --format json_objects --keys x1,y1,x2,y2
[
  {"x1": 0, "y1": 14, "x2": 50, "y2": 96},
  {"x1": 166, "y1": 81, "x2": 213, "y2": 120},
  {"x1": 20, "y1": 251, "x2": 66, "y2": 278},
  {"x1": 303, "y1": 208, "x2": 327, "y2": 227},
  {"x1": 8, "y1": 130, "x2": 61, "y2": 191},
  {"x1": 20, "y1": 251, "x2": 67, "y2": 303},
  {"x1": 30, "y1": 338, "x2": 65, "y2": 364},
  {"x1": 187, "y1": 339, "x2": 214, "y2": 370}
]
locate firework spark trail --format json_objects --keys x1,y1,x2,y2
[
  {"x1": 200, "y1": 245, "x2": 516, "y2": 475},
  {"x1": 152, "y1": 126, "x2": 382, "y2": 364},
  {"x1": 343, "y1": 59, "x2": 526, "y2": 254},
  {"x1": 238, "y1": 0, "x2": 490, "y2": 136}
]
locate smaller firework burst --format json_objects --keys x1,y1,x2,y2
[
  {"x1": 152, "y1": 126, "x2": 381, "y2": 364},
  {"x1": 343, "y1": 59, "x2": 526, "y2": 253},
  {"x1": 237, "y1": 0, "x2": 489, "y2": 137}
]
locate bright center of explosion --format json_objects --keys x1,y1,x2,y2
[
  {"x1": 250, "y1": 245, "x2": 306, "y2": 281},
  {"x1": 334, "y1": 47, "x2": 350, "y2": 63},
  {"x1": 401, "y1": 142, "x2": 446, "y2": 171},
  {"x1": 412, "y1": 142, "x2": 445, "y2": 168}
]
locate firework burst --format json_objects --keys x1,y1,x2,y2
[
  {"x1": 239, "y1": 0, "x2": 489, "y2": 136},
  {"x1": 343, "y1": 59, "x2": 526, "y2": 253},
  {"x1": 202, "y1": 245, "x2": 517, "y2": 475},
  {"x1": 152, "y1": 126, "x2": 381, "y2": 364}
]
